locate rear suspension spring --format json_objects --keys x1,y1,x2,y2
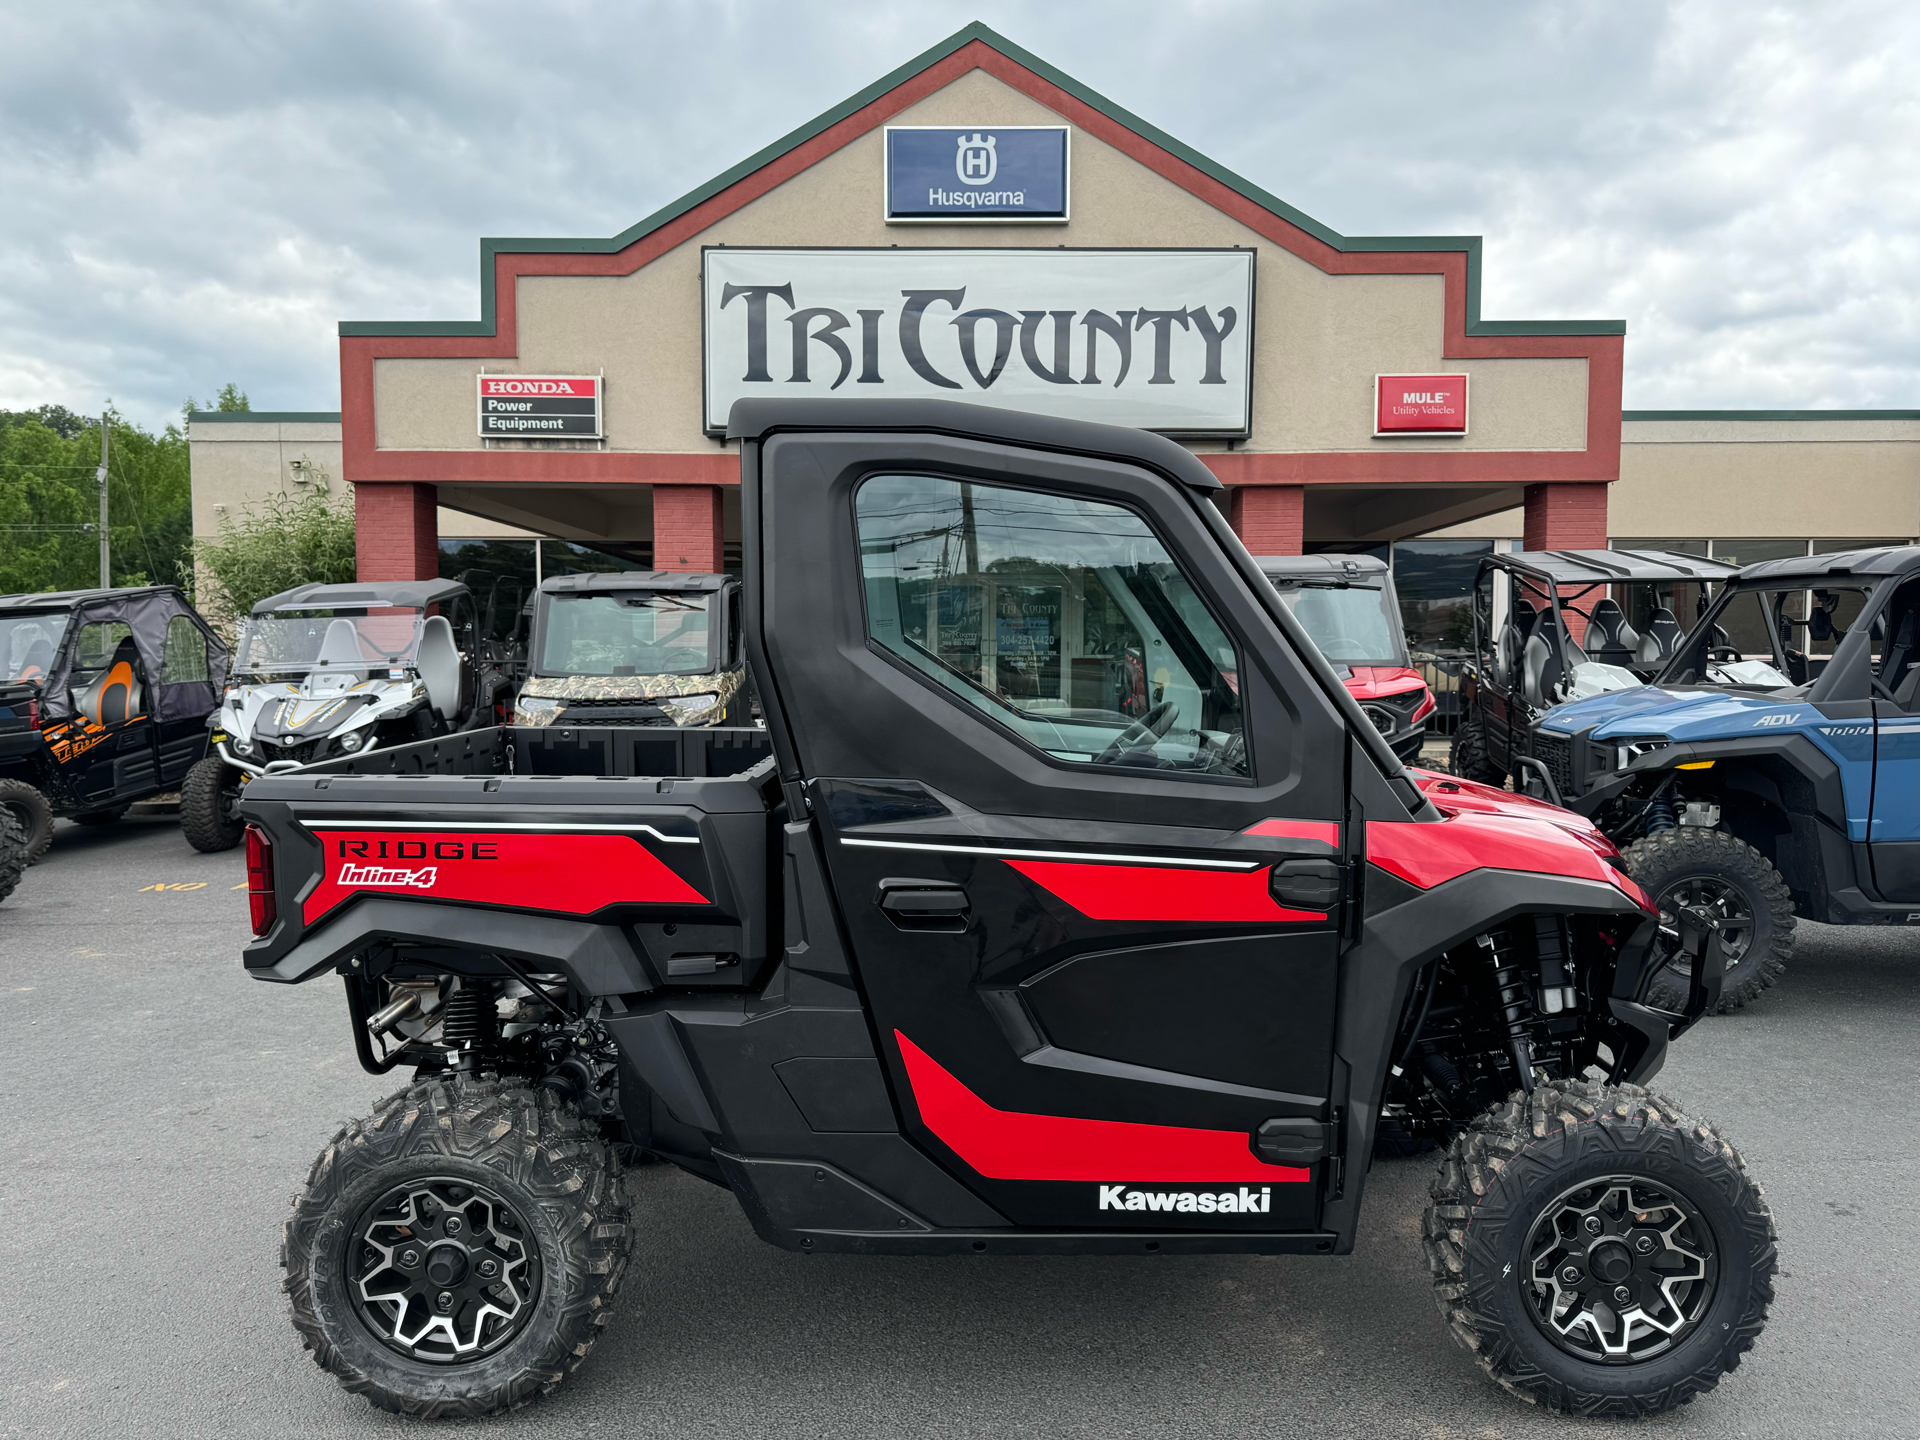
[{"x1": 1480, "y1": 930, "x2": 1539, "y2": 1092}]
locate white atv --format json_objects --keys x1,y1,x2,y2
[{"x1": 181, "y1": 580, "x2": 503, "y2": 852}]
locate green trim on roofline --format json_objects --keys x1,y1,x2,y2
[
  {"x1": 339, "y1": 23, "x2": 1624, "y2": 341},
  {"x1": 187, "y1": 410, "x2": 341, "y2": 423},
  {"x1": 1622, "y1": 409, "x2": 1920, "y2": 422}
]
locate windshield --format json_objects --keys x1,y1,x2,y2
[
  {"x1": 536, "y1": 592, "x2": 714, "y2": 677},
  {"x1": 1270, "y1": 582, "x2": 1404, "y2": 666},
  {"x1": 0, "y1": 613, "x2": 70, "y2": 683},
  {"x1": 234, "y1": 608, "x2": 425, "y2": 677}
]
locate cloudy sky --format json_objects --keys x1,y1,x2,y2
[{"x1": 2, "y1": 0, "x2": 1913, "y2": 430}]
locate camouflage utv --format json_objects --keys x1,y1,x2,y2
[{"x1": 513, "y1": 571, "x2": 751, "y2": 728}]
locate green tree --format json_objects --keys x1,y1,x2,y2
[
  {"x1": 0, "y1": 408, "x2": 192, "y2": 594},
  {"x1": 190, "y1": 488, "x2": 357, "y2": 637}
]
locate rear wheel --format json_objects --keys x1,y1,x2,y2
[
  {"x1": 1624, "y1": 828, "x2": 1794, "y2": 1013},
  {"x1": 284, "y1": 1076, "x2": 631, "y2": 1418},
  {"x1": 1449, "y1": 714, "x2": 1506, "y2": 786},
  {"x1": 0, "y1": 809, "x2": 25, "y2": 902},
  {"x1": 0, "y1": 778, "x2": 54, "y2": 862},
  {"x1": 1424, "y1": 1079, "x2": 1776, "y2": 1417},
  {"x1": 179, "y1": 755, "x2": 244, "y2": 852}
]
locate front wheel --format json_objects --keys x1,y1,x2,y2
[
  {"x1": 283, "y1": 1077, "x2": 632, "y2": 1418},
  {"x1": 179, "y1": 755, "x2": 244, "y2": 852},
  {"x1": 1424, "y1": 1079, "x2": 1776, "y2": 1417},
  {"x1": 1623, "y1": 828, "x2": 1795, "y2": 1012},
  {"x1": 1449, "y1": 715, "x2": 1506, "y2": 786}
]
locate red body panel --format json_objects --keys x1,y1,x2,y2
[
  {"x1": 1003, "y1": 859, "x2": 1322, "y2": 924},
  {"x1": 1370, "y1": 769, "x2": 1650, "y2": 907},
  {"x1": 895, "y1": 1031, "x2": 1309, "y2": 1184},
  {"x1": 1344, "y1": 666, "x2": 1436, "y2": 723},
  {"x1": 301, "y1": 829, "x2": 710, "y2": 924}
]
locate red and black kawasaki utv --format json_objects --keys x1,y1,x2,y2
[{"x1": 240, "y1": 402, "x2": 1773, "y2": 1420}]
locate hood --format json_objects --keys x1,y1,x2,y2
[
  {"x1": 1344, "y1": 666, "x2": 1428, "y2": 702},
  {"x1": 1538, "y1": 685, "x2": 1809, "y2": 742}
]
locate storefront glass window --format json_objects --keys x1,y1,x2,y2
[
  {"x1": 1389, "y1": 540, "x2": 1491, "y2": 658},
  {"x1": 1814, "y1": 537, "x2": 1915, "y2": 555}
]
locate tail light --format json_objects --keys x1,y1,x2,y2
[
  {"x1": 245, "y1": 824, "x2": 277, "y2": 936},
  {"x1": 27, "y1": 696, "x2": 38, "y2": 729}
]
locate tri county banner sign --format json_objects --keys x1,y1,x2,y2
[{"x1": 701, "y1": 247, "x2": 1255, "y2": 436}]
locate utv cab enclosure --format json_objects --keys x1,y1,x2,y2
[
  {"x1": 0, "y1": 586, "x2": 226, "y2": 858},
  {"x1": 242, "y1": 402, "x2": 1772, "y2": 1421},
  {"x1": 515, "y1": 571, "x2": 748, "y2": 728},
  {"x1": 1256, "y1": 553, "x2": 1434, "y2": 762}
]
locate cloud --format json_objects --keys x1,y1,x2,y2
[{"x1": 0, "y1": 0, "x2": 1912, "y2": 427}]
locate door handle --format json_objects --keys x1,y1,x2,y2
[
  {"x1": 877, "y1": 877, "x2": 970, "y2": 932},
  {"x1": 1269, "y1": 858, "x2": 1346, "y2": 912}
]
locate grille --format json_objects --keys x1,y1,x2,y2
[{"x1": 1531, "y1": 730, "x2": 1575, "y2": 797}]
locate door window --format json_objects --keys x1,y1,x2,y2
[
  {"x1": 73, "y1": 621, "x2": 133, "y2": 674},
  {"x1": 857, "y1": 474, "x2": 1249, "y2": 777},
  {"x1": 160, "y1": 615, "x2": 209, "y2": 683}
]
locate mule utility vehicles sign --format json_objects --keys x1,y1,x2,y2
[
  {"x1": 244, "y1": 399, "x2": 1775, "y2": 1423},
  {"x1": 476, "y1": 374, "x2": 603, "y2": 438}
]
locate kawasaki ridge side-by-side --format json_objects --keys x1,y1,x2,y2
[{"x1": 241, "y1": 403, "x2": 1773, "y2": 1420}]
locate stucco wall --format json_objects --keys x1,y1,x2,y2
[
  {"x1": 370, "y1": 69, "x2": 1590, "y2": 460},
  {"x1": 1422, "y1": 417, "x2": 1920, "y2": 540},
  {"x1": 189, "y1": 419, "x2": 531, "y2": 540}
]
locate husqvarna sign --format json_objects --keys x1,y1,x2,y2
[
  {"x1": 885, "y1": 126, "x2": 1069, "y2": 222},
  {"x1": 701, "y1": 246, "x2": 1255, "y2": 436}
]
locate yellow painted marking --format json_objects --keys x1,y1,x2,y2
[
  {"x1": 232, "y1": 883, "x2": 249, "y2": 890},
  {"x1": 138, "y1": 882, "x2": 209, "y2": 892}
]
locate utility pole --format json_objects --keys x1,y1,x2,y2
[{"x1": 96, "y1": 412, "x2": 110, "y2": 588}]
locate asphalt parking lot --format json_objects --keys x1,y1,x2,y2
[{"x1": 2, "y1": 813, "x2": 1916, "y2": 1439}]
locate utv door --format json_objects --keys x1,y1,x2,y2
[
  {"x1": 62, "y1": 616, "x2": 157, "y2": 804},
  {"x1": 154, "y1": 612, "x2": 219, "y2": 786},
  {"x1": 747, "y1": 420, "x2": 1354, "y2": 1233}
]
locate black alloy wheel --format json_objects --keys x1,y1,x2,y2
[
  {"x1": 1625, "y1": 829, "x2": 1794, "y2": 1013},
  {"x1": 1522, "y1": 1176, "x2": 1718, "y2": 1364},
  {"x1": 348, "y1": 1177, "x2": 542, "y2": 1363}
]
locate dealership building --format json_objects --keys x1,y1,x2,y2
[{"x1": 189, "y1": 24, "x2": 1917, "y2": 660}]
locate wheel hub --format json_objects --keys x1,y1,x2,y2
[
  {"x1": 1524, "y1": 1176, "x2": 1718, "y2": 1364},
  {"x1": 1656, "y1": 873, "x2": 1755, "y2": 969},
  {"x1": 347, "y1": 1178, "x2": 541, "y2": 1364}
]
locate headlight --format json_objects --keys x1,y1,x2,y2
[
  {"x1": 673, "y1": 693, "x2": 720, "y2": 714},
  {"x1": 337, "y1": 731, "x2": 364, "y2": 753},
  {"x1": 230, "y1": 735, "x2": 253, "y2": 755},
  {"x1": 519, "y1": 696, "x2": 560, "y2": 714},
  {"x1": 1614, "y1": 738, "x2": 1670, "y2": 770}
]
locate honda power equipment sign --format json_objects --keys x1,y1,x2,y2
[
  {"x1": 702, "y1": 247, "x2": 1255, "y2": 436},
  {"x1": 885, "y1": 126, "x2": 1069, "y2": 222},
  {"x1": 477, "y1": 374, "x2": 604, "y2": 439},
  {"x1": 1375, "y1": 374, "x2": 1468, "y2": 435}
]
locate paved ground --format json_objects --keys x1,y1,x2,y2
[{"x1": 2, "y1": 814, "x2": 1915, "y2": 1438}]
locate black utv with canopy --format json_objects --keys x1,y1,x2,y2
[
  {"x1": 0, "y1": 586, "x2": 228, "y2": 858},
  {"x1": 1451, "y1": 549, "x2": 1738, "y2": 791}
]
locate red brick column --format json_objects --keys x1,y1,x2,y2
[
  {"x1": 354, "y1": 482, "x2": 438, "y2": 582},
  {"x1": 1523, "y1": 482, "x2": 1610, "y2": 642},
  {"x1": 1229, "y1": 484, "x2": 1305, "y2": 557},
  {"x1": 653, "y1": 485, "x2": 724, "y2": 572}
]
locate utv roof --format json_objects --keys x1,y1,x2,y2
[
  {"x1": 727, "y1": 398, "x2": 1224, "y2": 492},
  {"x1": 252, "y1": 579, "x2": 469, "y2": 613},
  {"x1": 1490, "y1": 550, "x2": 1739, "y2": 583},
  {"x1": 0, "y1": 585, "x2": 185, "y2": 612},
  {"x1": 1733, "y1": 544, "x2": 1918, "y2": 584},
  {"x1": 538, "y1": 571, "x2": 730, "y2": 595},
  {"x1": 1255, "y1": 554, "x2": 1389, "y2": 580}
]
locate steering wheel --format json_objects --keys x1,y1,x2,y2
[
  {"x1": 1708, "y1": 645, "x2": 1743, "y2": 663},
  {"x1": 1094, "y1": 699, "x2": 1179, "y2": 765}
]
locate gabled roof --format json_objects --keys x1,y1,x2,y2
[{"x1": 340, "y1": 23, "x2": 1622, "y2": 343}]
